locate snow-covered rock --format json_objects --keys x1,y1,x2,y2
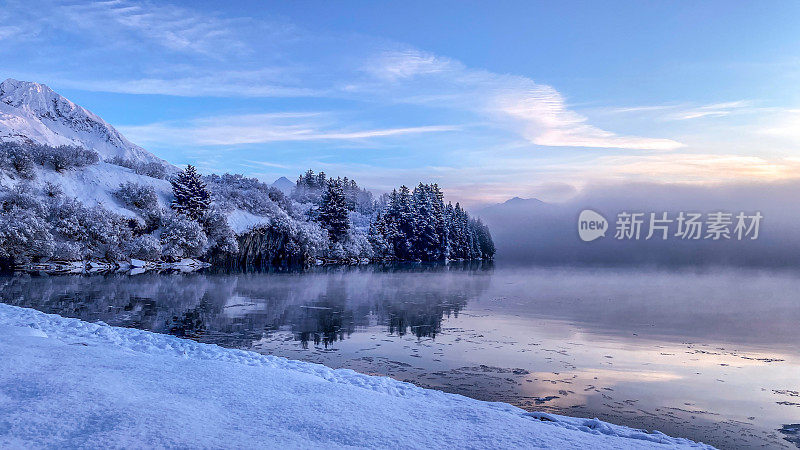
[{"x1": 0, "y1": 303, "x2": 714, "y2": 449}]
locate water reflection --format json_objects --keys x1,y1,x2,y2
[
  {"x1": 1, "y1": 263, "x2": 799, "y2": 449},
  {"x1": 0, "y1": 262, "x2": 488, "y2": 348}
]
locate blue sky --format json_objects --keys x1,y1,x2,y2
[{"x1": 2, "y1": 0, "x2": 799, "y2": 206}]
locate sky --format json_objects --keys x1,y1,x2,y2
[{"x1": 1, "y1": 0, "x2": 799, "y2": 206}]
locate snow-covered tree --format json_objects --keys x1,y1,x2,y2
[
  {"x1": 411, "y1": 183, "x2": 442, "y2": 261},
  {"x1": 160, "y1": 211, "x2": 209, "y2": 258},
  {"x1": 383, "y1": 186, "x2": 415, "y2": 260},
  {"x1": 367, "y1": 185, "x2": 494, "y2": 262},
  {"x1": 0, "y1": 204, "x2": 54, "y2": 265},
  {"x1": 205, "y1": 173, "x2": 292, "y2": 217},
  {"x1": 171, "y1": 165, "x2": 210, "y2": 220},
  {"x1": 0, "y1": 142, "x2": 36, "y2": 179},
  {"x1": 125, "y1": 234, "x2": 161, "y2": 260},
  {"x1": 107, "y1": 156, "x2": 168, "y2": 179},
  {"x1": 200, "y1": 206, "x2": 239, "y2": 255},
  {"x1": 368, "y1": 213, "x2": 393, "y2": 259},
  {"x1": 318, "y1": 179, "x2": 350, "y2": 244},
  {"x1": 44, "y1": 146, "x2": 100, "y2": 172},
  {"x1": 113, "y1": 182, "x2": 161, "y2": 231}
]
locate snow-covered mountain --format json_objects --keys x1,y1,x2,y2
[
  {"x1": 271, "y1": 176, "x2": 295, "y2": 195},
  {"x1": 0, "y1": 78, "x2": 168, "y2": 166}
]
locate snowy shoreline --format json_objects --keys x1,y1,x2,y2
[{"x1": 0, "y1": 303, "x2": 713, "y2": 449}]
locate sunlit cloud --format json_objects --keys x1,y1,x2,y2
[{"x1": 362, "y1": 49, "x2": 684, "y2": 150}]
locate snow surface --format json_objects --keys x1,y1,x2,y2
[
  {"x1": 0, "y1": 79, "x2": 166, "y2": 165},
  {"x1": 0, "y1": 303, "x2": 713, "y2": 449},
  {"x1": 226, "y1": 208, "x2": 272, "y2": 234}
]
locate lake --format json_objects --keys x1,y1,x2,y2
[{"x1": 1, "y1": 263, "x2": 798, "y2": 449}]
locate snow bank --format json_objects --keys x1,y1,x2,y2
[
  {"x1": 0, "y1": 304, "x2": 714, "y2": 449},
  {"x1": 226, "y1": 208, "x2": 272, "y2": 234}
]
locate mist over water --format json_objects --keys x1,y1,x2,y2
[
  {"x1": 3, "y1": 263, "x2": 799, "y2": 448},
  {"x1": 478, "y1": 180, "x2": 800, "y2": 267}
]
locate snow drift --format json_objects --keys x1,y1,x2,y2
[{"x1": 0, "y1": 303, "x2": 712, "y2": 449}]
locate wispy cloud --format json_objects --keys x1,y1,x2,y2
[
  {"x1": 359, "y1": 49, "x2": 684, "y2": 150},
  {"x1": 119, "y1": 113, "x2": 458, "y2": 146},
  {"x1": 666, "y1": 101, "x2": 753, "y2": 120},
  {"x1": 367, "y1": 50, "x2": 453, "y2": 81},
  {"x1": 58, "y1": 0, "x2": 249, "y2": 56},
  {"x1": 242, "y1": 160, "x2": 291, "y2": 169},
  {"x1": 56, "y1": 72, "x2": 318, "y2": 98},
  {"x1": 598, "y1": 100, "x2": 757, "y2": 121}
]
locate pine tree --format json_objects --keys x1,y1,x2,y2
[
  {"x1": 430, "y1": 184, "x2": 447, "y2": 259},
  {"x1": 368, "y1": 212, "x2": 392, "y2": 259},
  {"x1": 472, "y1": 218, "x2": 495, "y2": 259},
  {"x1": 370, "y1": 184, "x2": 494, "y2": 262},
  {"x1": 386, "y1": 186, "x2": 415, "y2": 260},
  {"x1": 171, "y1": 165, "x2": 210, "y2": 220},
  {"x1": 318, "y1": 179, "x2": 350, "y2": 243},
  {"x1": 444, "y1": 202, "x2": 455, "y2": 258},
  {"x1": 411, "y1": 183, "x2": 439, "y2": 261}
]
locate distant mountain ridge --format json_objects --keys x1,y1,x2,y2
[
  {"x1": 271, "y1": 176, "x2": 295, "y2": 195},
  {"x1": 0, "y1": 78, "x2": 168, "y2": 167}
]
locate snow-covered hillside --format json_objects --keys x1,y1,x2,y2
[
  {"x1": 0, "y1": 79, "x2": 167, "y2": 166},
  {"x1": 0, "y1": 79, "x2": 280, "y2": 247},
  {"x1": 0, "y1": 161, "x2": 173, "y2": 219},
  {"x1": 0, "y1": 303, "x2": 712, "y2": 449}
]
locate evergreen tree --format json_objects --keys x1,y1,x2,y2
[
  {"x1": 472, "y1": 218, "x2": 495, "y2": 259},
  {"x1": 444, "y1": 202, "x2": 456, "y2": 258},
  {"x1": 384, "y1": 186, "x2": 415, "y2": 259},
  {"x1": 430, "y1": 184, "x2": 448, "y2": 259},
  {"x1": 368, "y1": 213, "x2": 392, "y2": 259},
  {"x1": 411, "y1": 183, "x2": 440, "y2": 261},
  {"x1": 171, "y1": 165, "x2": 210, "y2": 220},
  {"x1": 318, "y1": 179, "x2": 350, "y2": 244},
  {"x1": 367, "y1": 183, "x2": 495, "y2": 262}
]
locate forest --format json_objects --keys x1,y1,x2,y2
[{"x1": 0, "y1": 143, "x2": 494, "y2": 268}]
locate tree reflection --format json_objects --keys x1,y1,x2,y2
[{"x1": 0, "y1": 262, "x2": 492, "y2": 349}]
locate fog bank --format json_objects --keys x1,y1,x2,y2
[{"x1": 476, "y1": 180, "x2": 800, "y2": 267}]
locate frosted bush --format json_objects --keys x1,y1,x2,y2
[
  {"x1": 200, "y1": 207, "x2": 239, "y2": 254},
  {"x1": 107, "y1": 156, "x2": 168, "y2": 179},
  {"x1": 160, "y1": 211, "x2": 209, "y2": 258},
  {"x1": 51, "y1": 241, "x2": 82, "y2": 261},
  {"x1": 32, "y1": 144, "x2": 99, "y2": 172},
  {"x1": 125, "y1": 234, "x2": 161, "y2": 261},
  {"x1": 0, "y1": 142, "x2": 36, "y2": 179},
  {"x1": 0, "y1": 207, "x2": 54, "y2": 264}
]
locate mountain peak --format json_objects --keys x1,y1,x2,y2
[
  {"x1": 0, "y1": 78, "x2": 91, "y2": 124},
  {"x1": 1, "y1": 78, "x2": 49, "y2": 94},
  {"x1": 0, "y1": 78, "x2": 168, "y2": 167},
  {"x1": 504, "y1": 196, "x2": 544, "y2": 205},
  {"x1": 272, "y1": 176, "x2": 295, "y2": 194}
]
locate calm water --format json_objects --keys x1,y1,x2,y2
[{"x1": 1, "y1": 263, "x2": 799, "y2": 449}]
